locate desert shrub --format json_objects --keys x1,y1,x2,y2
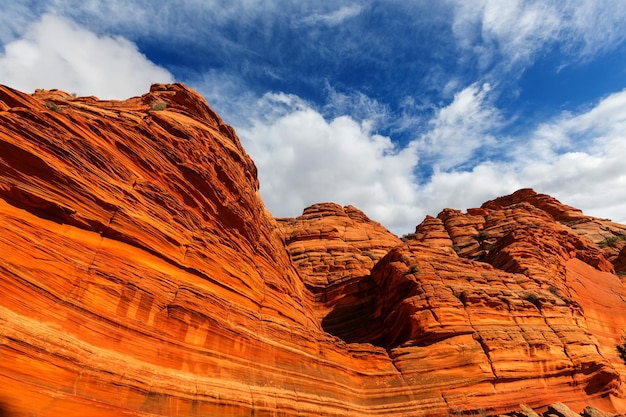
[
  {"x1": 473, "y1": 230, "x2": 488, "y2": 241},
  {"x1": 523, "y1": 292, "x2": 541, "y2": 309},
  {"x1": 599, "y1": 235, "x2": 626, "y2": 247},
  {"x1": 150, "y1": 100, "x2": 167, "y2": 111},
  {"x1": 617, "y1": 337, "x2": 626, "y2": 364},
  {"x1": 361, "y1": 251, "x2": 375, "y2": 260},
  {"x1": 44, "y1": 101, "x2": 61, "y2": 112}
]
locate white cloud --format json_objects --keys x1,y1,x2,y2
[
  {"x1": 323, "y1": 83, "x2": 390, "y2": 130},
  {"x1": 0, "y1": 2, "x2": 36, "y2": 44},
  {"x1": 521, "y1": 89, "x2": 626, "y2": 222},
  {"x1": 239, "y1": 85, "x2": 626, "y2": 234},
  {"x1": 422, "y1": 88, "x2": 626, "y2": 225},
  {"x1": 0, "y1": 14, "x2": 173, "y2": 98},
  {"x1": 451, "y1": 0, "x2": 626, "y2": 70},
  {"x1": 238, "y1": 85, "x2": 626, "y2": 236},
  {"x1": 238, "y1": 93, "x2": 419, "y2": 233},
  {"x1": 451, "y1": 0, "x2": 562, "y2": 70},
  {"x1": 233, "y1": 82, "x2": 504, "y2": 234},
  {"x1": 567, "y1": 1, "x2": 626, "y2": 56},
  {"x1": 418, "y1": 82, "x2": 501, "y2": 170},
  {"x1": 1, "y1": 4, "x2": 623, "y2": 235},
  {"x1": 302, "y1": 5, "x2": 364, "y2": 26},
  {"x1": 421, "y1": 163, "x2": 521, "y2": 215}
]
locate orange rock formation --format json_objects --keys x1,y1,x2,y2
[
  {"x1": 1, "y1": 84, "x2": 625, "y2": 416},
  {"x1": 277, "y1": 203, "x2": 401, "y2": 343}
]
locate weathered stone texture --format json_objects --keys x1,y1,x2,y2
[{"x1": 1, "y1": 84, "x2": 625, "y2": 416}]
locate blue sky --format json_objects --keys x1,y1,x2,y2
[{"x1": 2, "y1": 1, "x2": 626, "y2": 234}]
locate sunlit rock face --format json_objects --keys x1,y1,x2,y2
[{"x1": 1, "y1": 84, "x2": 625, "y2": 416}]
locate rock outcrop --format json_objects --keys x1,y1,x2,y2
[
  {"x1": 368, "y1": 189, "x2": 626, "y2": 414},
  {"x1": 277, "y1": 203, "x2": 401, "y2": 343},
  {"x1": 1, "y1": 84, "x2": 625, "y2": 416}
]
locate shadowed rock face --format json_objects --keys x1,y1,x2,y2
[
  {"x1": 1, "y1": 84, "x2": 626, "y2": 416},
  {"x1": 277, "y1": 203, "x2": 401, "y2": 343}
]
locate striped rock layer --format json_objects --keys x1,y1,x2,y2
[{"x1": 1, "y1": 84, "x2": 625, "y2": 416}]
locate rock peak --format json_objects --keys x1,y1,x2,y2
[
  {"x1": 296, "y1": 202, "x2": 385, "y2": 227},
  {"x1": 145, "y1": 82, "x2": 226, "y2": 126},
  {"x1": 482, "y1": 188, "x2": 584, "y2": 221}
]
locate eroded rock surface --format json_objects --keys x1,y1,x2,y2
[
  {"x1": 1, "y1": 85, "x2": 626, "y2": 416},
  {"x1": 386, "y1": 189, "x2": 626, "y2": 412},
  {"x1": 277, "y1": 203, "x2": 401, "y2": 343}
]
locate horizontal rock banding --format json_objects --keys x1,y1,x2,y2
[{"x1": 1, "y1": 84, "x2": 625, "y2": 416}]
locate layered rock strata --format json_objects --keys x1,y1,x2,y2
[
  {"x1": 0, "y1": 83, "x2": 372, "y2": 416},
  {"x1": 388, "y1": 189, "x2": 626, "y2": 412},
  {"x1": 277, "y1": 203, "x2": 401, "y2": 343},
  {"x1": 1, "y1": 84, "x2": 626, "y2": 416}
]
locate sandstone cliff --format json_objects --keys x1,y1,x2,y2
[{"x1": 1, "y1": 84, "x2": 625, "y2": 416}]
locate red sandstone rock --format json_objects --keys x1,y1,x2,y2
[
  {"x1": 1, "y1": 84, "x2": 625, "y2": 417},
  {"x1": 399, "y1": 188, "x2": 626, "y2": 413},
  {"x1": 277, "y1": 203, "x2": 401, "y2": 343},
  {"x1": 482, "y1": 189, "x2": 626, "y2": 268},
  {"x1": 0, "y1": 83, "x2": 358, "y2": 416}
]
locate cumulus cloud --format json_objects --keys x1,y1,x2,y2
[
  {"x1": 424, "y1": 88, "x2": 626, "y2": 226},
  {"x1": 0, "y1": 4, "x2": 624, "y2": 235},
  {"x1": 237, "y1": 84, "x2": 626, "y2": 235},
  {"x1": 235, "y1": 81, "x2": 504, "y2": 234},
  {"x1": 420, "y1": 163, "x2": 521, "y2": 215},
  {"x1": 238, "y1": 93, "x2": 419, "y2": 233},
  {"x1": 0, "y1": 14, "x2": 172, "y2": 98},
  {"x1": 520, "y1": 89, "x2": 626, "y2": 221}
]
